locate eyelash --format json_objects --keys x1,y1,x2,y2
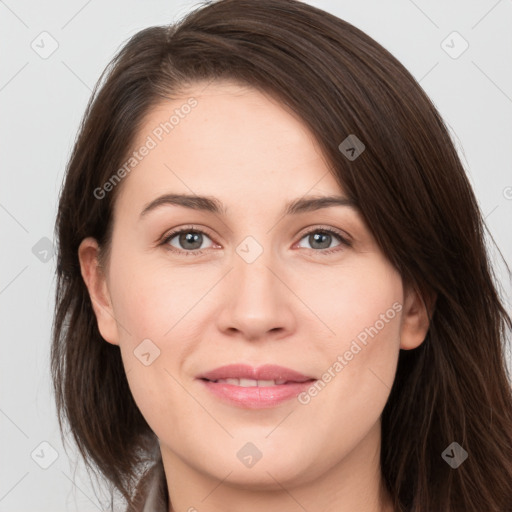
[{"x1": 160, "y1": 224, "x2": 351, "y2": 257}]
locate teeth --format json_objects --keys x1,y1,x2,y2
[
  {"x1": 258, "y1": 379, "x2": 277, "y2": 387},
  {"x1": 213, "y1": 378, "x2": 288, "y2": 386},
  {"x1": 239, "y1": 378, "x2": 258, "y2": 387}
]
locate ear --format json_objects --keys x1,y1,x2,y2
[
  {"x1": 399, "y1": 280, "x2": 436, "y2": 350},
  {"x1": 78, "y1": 237, "x2": 120, "y2": 345}
]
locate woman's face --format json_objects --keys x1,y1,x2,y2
[{"x1": 80, "y1": 80, "x2": 427, "y2": 494}]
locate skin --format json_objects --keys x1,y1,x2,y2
[{"x1": 79, "y1": 80, "x2": 431, "y2": 512}]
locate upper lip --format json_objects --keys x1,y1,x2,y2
[{"x1": 197, "y1": 364, "x2": 316, "y2": 383}]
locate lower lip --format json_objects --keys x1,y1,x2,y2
[{"x1": 198, "y1": 379, "x2": 316, "y2": 409}]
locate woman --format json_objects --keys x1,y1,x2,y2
[{"x1": 51, "y1": 0, "x2": 512, "y2": 511}]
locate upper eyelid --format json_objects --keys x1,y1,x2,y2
[{"x1": 161, "y1": 225, "x2": 215, "y2": 244}]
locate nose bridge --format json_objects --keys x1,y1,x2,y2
[{"x1": 233, "y1": 234, "x2": 281, "y2": 305}]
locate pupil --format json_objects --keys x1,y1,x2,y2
[
  {"x1": 311, "y1": 232, "x2": 330, "y2": 249},
  {"x1": 180, "y1": 232, "x2": 202, "y2": 250}
]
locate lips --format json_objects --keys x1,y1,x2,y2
[
  {"x1": 197, "y1": 364, "x2": 317, "y2": 409},
  {"x1": 197, "y1": 364, "x2": 316, "y2": 384}
]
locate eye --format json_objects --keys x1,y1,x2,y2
[
  {"x1": 162, "y1": 225, "x2": 216, "y2": 256},
  {"x1": 160, "y1": 225, "x2": 351, "y2": 257},
  {"x1": 295, "y1": 227, "x2": 350, "y2": 255}
]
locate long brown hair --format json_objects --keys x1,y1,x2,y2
[{"x1": 52, "y1": 0, "x2": 512, "y2": 510}]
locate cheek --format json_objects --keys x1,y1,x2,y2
[
  {"x1": 301, "y1": 255, "x2": 403, "y2": 347},
  {"x1": 107, "y1": 248, "x2": 212, "y2": 344},
  {"x1": 105, "y1": 251, "x2": 213, "y2": 423},
  {"x1": 298, "y1": 255, "x2": 403, "y2": 411},
  {"x1": 297, "y1": 268, "x2": 402, "y2": 464}
]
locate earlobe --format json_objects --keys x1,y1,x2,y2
[
  {"x1": 78, "y1": 237, "x2": 120, "y2": 345},
  {"x1": 399, "y1": 282, "x2": 436, "y2": 351}
]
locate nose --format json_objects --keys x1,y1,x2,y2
[{"x1": 215, "y1": 247, "x2": 297, "y2": 342}]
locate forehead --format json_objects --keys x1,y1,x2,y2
[{"x1": 116, "y1": 80, "x2": 344, "y2": 214}]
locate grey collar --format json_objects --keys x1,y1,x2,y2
[{"x1": 138, "y1": 459, "x2": 169, "y2": 512}]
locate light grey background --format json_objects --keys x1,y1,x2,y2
[{"x1": 1, "y1": 0, "x2": 511, "y2": 510}]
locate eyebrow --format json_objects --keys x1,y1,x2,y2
[{"x1": 139, "y1": 193, "x2": 358, "y2": 219}]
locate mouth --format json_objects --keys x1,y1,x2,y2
[
  {"x1": 196, "y1": 364, "x2": 317, "y2": 408},
  {"x1": 198, "y1": 378, "x2": 317, "y2": 409},
  {"x1": 197, "y1": 363, "x2": 316, "y2": 383},
  {"x1": 200, "y1": 377, "x2": 315, "y2": 386}
]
